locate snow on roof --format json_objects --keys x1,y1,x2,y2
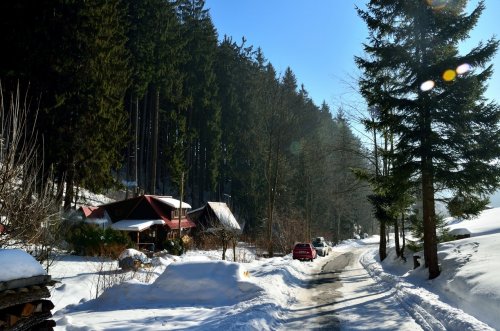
[
  {"x1": 153, "y1": 196, "x2": 192, "y2": 209},
  {"x1": 208, "y1": 202, "x2": 241, "y2": 231},
  {"x1": 0, "y1": 249, "x2": 46, "y2": 282},
  {"x1": 111, "y1": 219, "x2": 165, "y2": 232}
]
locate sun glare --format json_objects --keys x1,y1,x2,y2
[
  {"x1": 420, "y1": 80, "x2": 435, "y2": 92},
  {"x1": 456, "y1": 63, "x2": 471, "y2": 75},
  {"x1": 442, "y1": 69, "x2": 456, "y2": 82}
]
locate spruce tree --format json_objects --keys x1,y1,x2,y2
[
  {"x1": 179, "y1": 0, "x2": 221, "y2": 205},
  {"x1": 356, "y1": 0, "x2": 500, "y2": 278}
]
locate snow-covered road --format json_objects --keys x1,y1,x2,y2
[
  {"x1": 332, "y1": 247, "x2": 423, "y2": 330},
  {"x1": 282, "y1": 246, "x2": 423, "y2": 330}
]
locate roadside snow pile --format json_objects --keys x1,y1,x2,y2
[
  {"x1": 335, "y1": 235, "x2": 380, "y2": 251},
  {"x1": 247, "y1": 255, "x2": 315, "y2": 306},
  {"x1": 360, "y1": 248, "x2": 493, "y2": 331},
  {"x1": 51, "y1": 248, "x2": 323, "y2": 330},
  {"x1": 438, "y1": 239, "x2": 500, "y2": 329},
  {"x1": 446, "y1": 207, "x2": 500, "y2": 237},
  {"x1": 358, "y1": 206, "x2": 500, "y2": 330},
  {"x1": 94, "y1": 260, "x2": 263, "y2": 307},
  {"x1": 0, "y1": 249, "x2": 46, "y2": 282}
]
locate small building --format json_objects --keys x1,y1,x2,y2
[
  {"x1": 188, "y1": 202, "x2": 241, "y2": 237},
  {"x1": 78, "y1": 206, "x2": 108, "y2": 228},
  {"x1": 80, "y1": 195, "x2": 195, "y2": 251}
]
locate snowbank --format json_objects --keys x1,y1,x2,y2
[
  {"x1": 93, "y1": 260, "x2": 262, "y2": 308},
  {"x1": 0, "y1": 249, "x2": 46, "y2": 282},
  {"x1": 356, "y1": 207, "x2": 500, "y2": 330},
  {"x1": 360, "y1": 248, "x2": 493, "y2": 330}
]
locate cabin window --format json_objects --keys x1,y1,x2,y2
[{"x1": 172, "y1": 209, "x2": 186, "y2": 218}]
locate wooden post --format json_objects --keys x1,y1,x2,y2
[{"x1": 178, "y1": 172, "x2": 184, "y2": 238}]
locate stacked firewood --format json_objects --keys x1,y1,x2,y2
[{"x1": 0, "y1": 275, "x2": 56, "y2": 331}]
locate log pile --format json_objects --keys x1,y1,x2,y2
[{"x1": 0, "y1": 275, "x2": 56, "y2": 331}]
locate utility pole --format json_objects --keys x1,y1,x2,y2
[{"x1": 178, "y1": 172, "x2": 184, "y2": 238}]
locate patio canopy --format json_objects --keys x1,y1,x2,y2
[{"x1": 111, "y1": 219, "x2": 164, "y2": 232}]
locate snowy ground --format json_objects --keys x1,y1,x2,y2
[{"x1": 4, "y1": 207, "x2": 500, "y2": 330}]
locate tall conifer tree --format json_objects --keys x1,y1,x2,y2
[
  {"x1": 179, "y1": 0, "x2": 221, "y2": 205},
  {"x1": 356, "y1": 0, "x2": 500, "y2": 278}
]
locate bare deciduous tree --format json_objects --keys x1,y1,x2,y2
[{"x1": 0, "y1": 84, "x2": 60, "y2": 271}]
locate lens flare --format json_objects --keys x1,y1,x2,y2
[
  {"x1": 442, "y1": 69, "x2": 456, "y2": 82},
  {"x1": 420, "y1": 80, "x2": 435, "y2": 92},
  {"x1": 456, "y1": 63, "x2": 471, "y2": 75}
]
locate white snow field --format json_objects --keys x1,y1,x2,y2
[{"x1": 2, "y1": 207, "x2": 500, "y2": 330}]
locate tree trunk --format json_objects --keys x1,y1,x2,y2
[
  {"x1": 401, "y1": 213, "x2": 406, "y2": 259},
  {"x1": 266, "y1": 133, "x2": 280, "y2": 258},
  {"x1": 151, "y1": 86, "x2": 159, "y2": 194},
  {"x1": 337, "y1": 212, "x2": 341, "y2": 244},
  {"x1": 394, "y1": 216, "x2": 400, "y2": 257},
  {"x1": 422, "y1": 164, "x2": 440, "y2": 279},
  {"x1": 63, "y1": 164, "x2": 74, "y2": 211},
  {"x1": 232, "y1": 239, "x2": 236, "y2": 262},
  {"x1": 139, "y1": 91, "x2": 148, "y2": 191},
  {"x1": 222, "y1": 238, "x2": 227, "y2": 261},
  {"x1": 134, "y1": 96, "x2": 139, "y2": 196},
  {"x1": 379, "y1": 220, "x2": 387, "y2": 261}
]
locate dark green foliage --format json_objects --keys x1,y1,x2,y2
[
  {"x1": 447, "y1": 193, "x2": 489, "y2": 220},
  {"x1": 409, "y1": 212, "x2": 453, "y2": 245},
  {"x1": 356, "y1": 0, "x2": 500, "y2": 279},
  {"x1": 164, "y1": 238, "x2": 184, "y2": 256},
  {"x1": 66, "y1": 223, "x2": 133, "y2": 258},
  {"x1": 0, "y1": 0, "x2": 374, "y2": 250},
  {"x1": 0, "y1": 0, "x2": 131, "y2": 208}
]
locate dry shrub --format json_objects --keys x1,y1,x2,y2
[{"x1": 193, "y1": 233, "x2": 220, "y2": 250}]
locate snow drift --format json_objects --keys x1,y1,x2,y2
[{"x1": 93, "y1": 260, "x2": 262, "y2": 308}]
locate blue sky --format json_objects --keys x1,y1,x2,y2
[{"x1": 205, "y1": 0, "x2": 500, "y2": 112}]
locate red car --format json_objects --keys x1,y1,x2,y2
[{"x1": 292, "y1": 243, "x2": 317, "y2": 261}]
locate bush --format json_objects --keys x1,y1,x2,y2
[
  {"x1": 406, "y1": 239, "x2": 423, "y2": 253},
  {"x1": 66, "y1": 222, "x2": 133, "y2": 258},
  {"x1": 164, "y1": 238, "x2": 184, "y2": 256}
]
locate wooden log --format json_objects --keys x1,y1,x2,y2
[
  {"x1": 0, "y1": 275, "x2": 51, "y2": 292},
  {"x1": 7, "y1": 313, "x2": 20, "y2": 327},
  {"x1": 40, "y1": 299, "x2": 55, "y2": 312},
  {"x1": 7, "y1": 311, "x2": 52, "y2": 331},
  {"x1": 0, "y1": 286, "x2": 50, "y2": 310},
  {"x1": 21, "y1": 302, "x2": 36, "y2": 317}
]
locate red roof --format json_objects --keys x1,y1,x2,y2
[
  {"x1": 147, "y1": 196, "x2": 196, "y2": 229},
  {"x1": 96, "y1": 195, "x2": 196, "y2": 230},
  {"x1": 80, "y1": 206, "x2": 105, "y2": 219},
  {"x1": 164, "y1": 218, "x2": 196, "y2": 230}
]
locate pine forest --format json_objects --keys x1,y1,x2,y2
[{"x1": 0, "y1": 0, "x2": 373, "y2": 247}]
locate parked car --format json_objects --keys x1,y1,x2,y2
[
  {"x1": 313, "y1": 236, "x2": 325, "y2": 244},
  {"x1": 292, "y1": 243, "x2": 317, "y2": 261},
  {"x1": 312, "y1": 241, "x2": 331, "y2": 256}
]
